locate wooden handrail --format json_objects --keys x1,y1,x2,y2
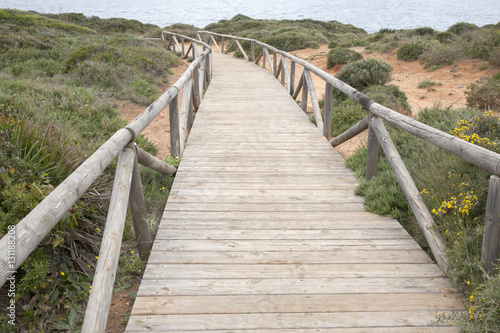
[
  {"x1": 0, "y1": 32, "x2": 211, "y2": 332},
  {"x1": 199, "y1": 30, "x2": 500, "y2": 272}
]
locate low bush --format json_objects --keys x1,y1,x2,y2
[
  {"x1": 465, "y1": 76, "x2": 500, "y2": 110},
  {"x1": 397, "y1": 38, "x2": 430, "y2": 61},
  {"x1": 326, "y1": 47, "x2": 362, "y2": 68},
  {"x1": 419, "y1": 42, "x2": 465, "y2": 68},
  {"x1": 331, "y1": 84, "x2": 410, "y2": 136},
  {"x1": 435, "y1": 31, "x2": 456, "y2": 44},
  {"x1": 335, "y1": 58, "x2": 393, "y2": 91},
  {"x1": 447, "y1": 22, "x2": 479, "y2": 36}
]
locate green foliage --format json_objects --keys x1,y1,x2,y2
[
  {"x1": 419, "y1": 41, "x2": 465, "y2": 68},
  {"x1": 326, "y1": 47, "x2": 362, "y2": 68},
  {"x1": 397, "y1": 38, "x2": 430, "y2": 61},
  {"x1": 45, "y1": 12, "x2": 159, "y2": 34},
  {"x1": 435, "y1": 31, "x2": 456, "y2": 44},
  {"x1": 335, "y1": 58, "x2": 393, "y2": 91},
  {"x1": 412, "y1": 27, "x2": 436, "y2": 36},
  {"x1": 418, "y1": 79, "x2": 436, "y2": 89},
  {"x1": 331, "y1": 84, "x2": 410, "y2": 136},
  {"x1": 0, "y1": 9, "x2": 179, "y2": 331},
  {"x1": 206, "y1": 15, "x2": 365, "y2": 52},
  {"x1": 447, "y1": 22, "x2": 479, "y2": 35},
  {"x1": 0, "y1": 9, "x2": 95, "y2": 34},
  {"x1": 465, "y1": 76, "x2": 500, "y2": 110}
]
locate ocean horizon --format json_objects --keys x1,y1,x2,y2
[{"x1": 1, "y1": 0, "x2": 499, "y2": 33}]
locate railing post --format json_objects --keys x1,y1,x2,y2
[
  {"x1": 128, "y1": 144, "x2": 152, "y2": 260},
  {"x1": 82, "y1": 146, "x2": 135, "y2": 333},
  {"x1": 251, "y1": 41, "x2": 254, "y2": 62},
  {"x1": 301, "y1": 72, "x2": 308, "y2": 113},
  {"x1": 324, "y1": 82, "x2": 333, "y2": 140},
  {"x1": 482, "y1": 175, "x2": 500, "y2": 274},
  {"x1": 290, "y1": 61, "x2": 295, "y2": 96},
  {"x1": 169, "y1": 95, "x2": 180, "y2": 157},
  {"x1": 181, "y1": 37, "x2": 185, "y2": 57},
  {"x1": 273, "y1": 52, "x2": 278, "y2": 77},
  {"x1": 366, "y1": 114, "x2": 380, "y2": 180},
  {"x1": 221, "y1": 36, "x2": 225, "y2": 53},
  {"x1": 262, "y1": 48, "x2": 266, "y2": 69}
]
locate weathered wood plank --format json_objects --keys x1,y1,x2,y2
[
  {"x1": 131, "y1": 293, "x2": 464, "y2": 315},
  {"x1": 140, "y1": 263, "x2": 445, "y2": 280},
  {"x1": 126, "y1": 311, "x2": 458, "y2": 331},
  {"x1": 482, "y1": 175, "x2": 500, "y2": 274}
]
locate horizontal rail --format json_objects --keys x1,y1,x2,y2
[
  {"x1": 199, "y1": 30, "x2": 500, "y2": 272},
  {"x1": 0, "y1": 31, "x2": 211, "y2": 332}
]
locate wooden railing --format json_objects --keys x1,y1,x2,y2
[
  {"x1": 199, "y1": 31, "x2": 500, "y2": 274},
  {"x1": 0, "y1": 33, "x2": 211, "y2": 332}
]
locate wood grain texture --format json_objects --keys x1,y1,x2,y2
[{"x1": 125, "y1": 52, "x2": 463, "y2": 332}]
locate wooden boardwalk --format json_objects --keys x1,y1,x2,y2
[{"x1": 125, "y1": 52, "x2": 464, "y2": 332}]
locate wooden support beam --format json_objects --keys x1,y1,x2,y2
[
  {"x1": 303, "y1": 69, "x2": 324, "y2": 133},
  {"x1": 369, "y1": 116, "x2": 448, "y2": 271},
  {"x1": 251, "y1": 42, "x2": 254, "y2": 62},
  {"x1": 224, "y1": 40, "x2": 235, "y2": 54},
  {"x1": 179, "y1": 80, "x2": 193, "y2": 155},
  {"x1": 290, "y1": 61, "x2": 295, "y2": 96},
  {"x1": 482, "y1": 175, "x2": 500, "y2": 274},
  {"x1": 263, "y1": 48, "x2": 273, "y2": 75},
  {"x1": 82, "y1": 146, "x2": 135, "y2": 333},
  {"x1": 255, "y1": 50, "x2": 263, "y2": 65},
  {"x1": 192, "y1": 66, "x2": 201, "y2": 111},
  {"x1": 329, "y1": 117, "x2": 369, "y2": 147},
  {"x1": 323, "y1": 83, "x2": 333, "y2": 140},
  {"x1": 235, "y1": 40, "x2": 248, "y2": 60},
  {"x1": 366, "y1": 115, "x2": 380, "y2": 180},
  {"x1": 292, "y1": 70, "x2": 304, "y2": 100},
  {"x1": 169, "y1": 95, "x2": 180, "y2": 157},
  {"x1": 210, "y1": 35, "x2": 221, "y2": 53},
  {"x1": 136, "y1": 145, "x2": 177, "y2": 175},
  {"x1": 128, "y1": 144, "x2": 152, "y2": 260}
]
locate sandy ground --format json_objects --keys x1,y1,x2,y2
[
  {"x1": 108, "y1": 45, "x2": 498, "y2": 332},
  {"x1": 117, "y1": 45, "x2": 498, "y2": 160}
]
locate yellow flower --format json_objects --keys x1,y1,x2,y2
[
  {"x1": 95, "y1": 256, "x2": 99, "y2": 260},
  {"x1": 34, "y1": 286, "x2": 37, "y2": 289},
  {"x1": 131, "y1": 250, "x2": 135, "y2": 254},
  {"x1": 60, "y1": 272, "x2": 65, "y2": 276}
]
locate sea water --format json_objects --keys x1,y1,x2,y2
[{"x1": 1, "y1": 0, "x2": 499, "y2": 33}]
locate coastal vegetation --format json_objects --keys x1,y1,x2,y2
[
  {"x1": 0, "y1": 7, "x2": 499, "y2": 332},
  {"x1": 0, "y1": 9, "x2": 179, "y2": 331}
]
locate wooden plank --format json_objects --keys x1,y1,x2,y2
[
  {"x1": 139, "y1": 263, "x2": 445, "y2": 280},
  {"x1": 131, "y1": 293, "x2": 464, "y2": 315},
  {"x1": 137, "y1": 277, "x2": 453, "y2": 295},
  {"x1": 126, "y1": 311, "x2": 458, "y2": 331},
  {"x1": 151, "y1": 239, "x2": 422, "y2": 252},
  {"x1": 127, "y1": 328, "x2": 457, "y2": 333},
  {"x1": 154, "y1": 228, "x2": 413, "y2": 240}
]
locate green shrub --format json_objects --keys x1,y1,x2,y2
[
  {"x1": 418, "y1": 79, "x2": 436, "y2": 89},
  {"x1": 335, "y1": 58, "x2": 393, "y2": 91},
  {"x1": 465, "y1": 76, "x2": 500, "y2": 110},
  {"x1": 489, "y1": 46, "x2": 500, "y2": 65},
  {"x1": 419, "y1": 42, "x2": 465, "y2": 68},
  {"x1": 413, "y1": 27, "x2": 436, "y2": 36},
  {"x1": 397, "y1": 38, "x2": 429, "y2": 61},
  {"x1": 435, "y1": 31, "x2": 456, "y2": 44},
  {"x1": 326, "y1": 47, "x2": 362, "y2": 68},
  {"x1": 447, "y1": 22, "x2": 479, "y2": 35},
  {"x1": 331, "y1": 84, "x2": 410, "y2": 136}
]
